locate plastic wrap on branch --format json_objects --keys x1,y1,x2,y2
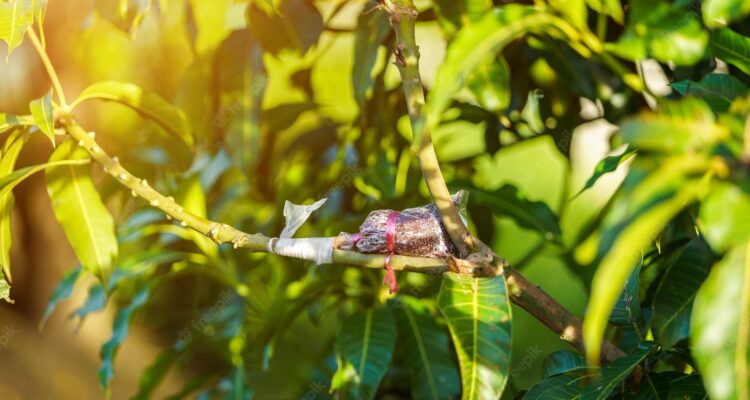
[
  {"x1": 269, "y1": 237, "x2": 334, "y2": 265},
  {"x1": 268, "y1": 198, "x2": 332, "y2": 265},
  {"x1": 280, "y1": 198, "x2": 327, "y2": 238},
  {"x1": 338, "y1": 192, "x2": 468, "y2": 259}
]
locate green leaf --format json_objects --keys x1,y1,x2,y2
[
  {"x1": 609, "y1": 1, "x2": 708, "y2": 65},
  {"x1": 525, "y1": 373, "x2": 586, "y2": 400},
  {"x1": 437, "y1": 273, "x2": 512, "y2": 400},
  {"x1": 352, "y1": 10, "x2": 390, "y2": 109},
  {"x1": 432, "y1": 0, "x2": 507, "y2": 113},
  {"x1": 584, "y1": 181, "x2": 707, "y2": 364},
  {"x1": 432, "y1": 120, "x2": 486, "y2": 162},
  {"x1": 0, "y1": 0, "x2": 33, "y2": 58},
  {"x1": 691, "y1": 244, "x2": 750, "y2": 400},
  {"x1": 581, "y1": 346, "x2": 656, "y2": 399},
  {"x1": 135, "y1": 348, "x2": 181, "y2": 400},
  {"x1": 699, "y1": 182, "x2": 750, "y2": 253},
  {"x1": 245, "y1": 0, "x2": 322, "y2": 55},
  {"x1": 432, "y1": 0, "x2": 494, "y2": 37},
  {"x1": 46, "y1": 140, "x2": 118, "y2": 284},
  {"x1": 666, "y1": 374, "x2": 707, "y2": 399},
  {"x1": 214, "y1": 30, "x2": 266, "y2": 171},
  {"x1": 671, "y1": 73, "x2": 749, "y2": 113},
  {"x1": 39, "y1": 266, "x2": 82, "y2": 329},
  {"x1": 0, "y1": 114, "x2": 34, "y2": 134},
  {"x1": 394, "y1": 296, "x2": 461, "y2": 400},
  {"x1": 71, "y1": 81, "x2": 193, "y2": 147},
  {"x1": 469, "y1": 184, "x2": 562, "y2": 237},
  {"x1": 585, "y1": 0, "x2": 623, "y2": 23},
  {"x1": 427, "y1": 6, "x2": 563, "y2": 133},
  {"x1": 651, "y1": 237, "x2": 713, "y2": 349},
  {"x1": 99, "y1": 286, "x2": 151, "y2": 390},
  {"x1": 576, "y1": 146, "x2": 636, "y2": 196},
  {"x1": 609, "y1": 264, "x2": 644, "y2": 337},
  {"x1": 0, "y1": 131, "x2": 27, "y2": 283},
  {"x1": 68, "y1": 283, "x2": 107, "y2": 324},
  {"x1": 637, "y1": 372, "x2": 676, "y2": 400},
  {"x1": 637, "y1": 372, "x2": 675, "y2": 400},
  {"x1": 186, "y1": 0, "x2": 233, "y2": 53},
  {"x1": 550, "y1": 0, "x2": 588, "y2": 29},
  {"x1": 466, "y1": 58, "x2": 511, "y2": 113},
  {"x1": 336, "y1": 307, "x2": 396, "y2": 400},
  {"x1": 541, "y1": 350, "x2": 586, "y2": 379},
  {"x1": 703, "y1": 0, "x2": 750, "y2": 28},
  {"x1": 0, "y1": 158, "x2": 89, "y2": 198},
  {"x1": 710, "y1": 28, "x2": 750, "y2": 76},
  {"x1": 620, "y1": 98, "x2": 728, "y2": 153},
  {"x1": 29, "y1": 90, "x2": 55, "y2": 146},
  {"x1": 0, "y1": 274, "x2": 11, "y2": 303}
]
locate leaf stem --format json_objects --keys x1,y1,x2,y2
[{"x1": 26, "y1": 27, "x2": 68, "y2": 108}]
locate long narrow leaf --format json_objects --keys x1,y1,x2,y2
[
  {"x1": 395, "y1": 296, "x2": 460, "y2": 400},
  {"x1": 46, "y1": 140, "x2": 118, "y2": 283},
  {"x1": 336, "y1": 307, "x2": 396, "y2": 399},
  {"x1": 691, "y1": 243, "x2": 750, "y2": 400},
  {"x1": 584, "y1": 182, "x2": 707, "y2": 365},
  {"x1": 0, "y1": 131, "x2": 27, "y2": 283},
  {"x1": 438, "y1": 273, "x2": 512, "y2": 400},
  {"x1": 72, "y1": 81, "x2": 193, "y2": 147},
  {"x1": 581, "y1": 346, "x2": 656, "y2": 399}
]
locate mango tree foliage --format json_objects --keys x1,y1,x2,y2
[{"x1": 0, "y1": 0, "x2": 749, "y2": 398}]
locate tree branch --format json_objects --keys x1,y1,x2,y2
[
  {"x1": 383, "y1": 0, "x2": 475, "y2": 257},
  {"x1": 61, "y1": 120, "x2": 452, "y2": 275},
  {"x1": 29, "y1": 17, "x2": 624, "y2": 364}
]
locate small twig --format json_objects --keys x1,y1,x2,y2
[{"x1": 26, "y1": 27, "x2": 67, "y2": 108}]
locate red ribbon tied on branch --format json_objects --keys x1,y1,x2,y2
[{"x1": 384, "y1": 211, "x2": 399, "y2": 294}]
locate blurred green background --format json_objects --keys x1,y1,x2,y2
[{"x1": 0, "y1": 0, "x2": 641, "y2": 398}]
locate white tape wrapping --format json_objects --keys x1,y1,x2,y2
[{"x1": 269, "y1": 237, "x2": 334, "y2": 265}]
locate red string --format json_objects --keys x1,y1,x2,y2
[{"x1": 383, "y1": 211, "x2": 399, "y2": 294}]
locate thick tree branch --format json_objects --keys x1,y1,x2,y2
[
  {"x1": 505, "y1": 270, "x2": 625, "y2": 363},
  {"x1": 383, "y1": 0, "x2": 475, "y2": 257}
]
